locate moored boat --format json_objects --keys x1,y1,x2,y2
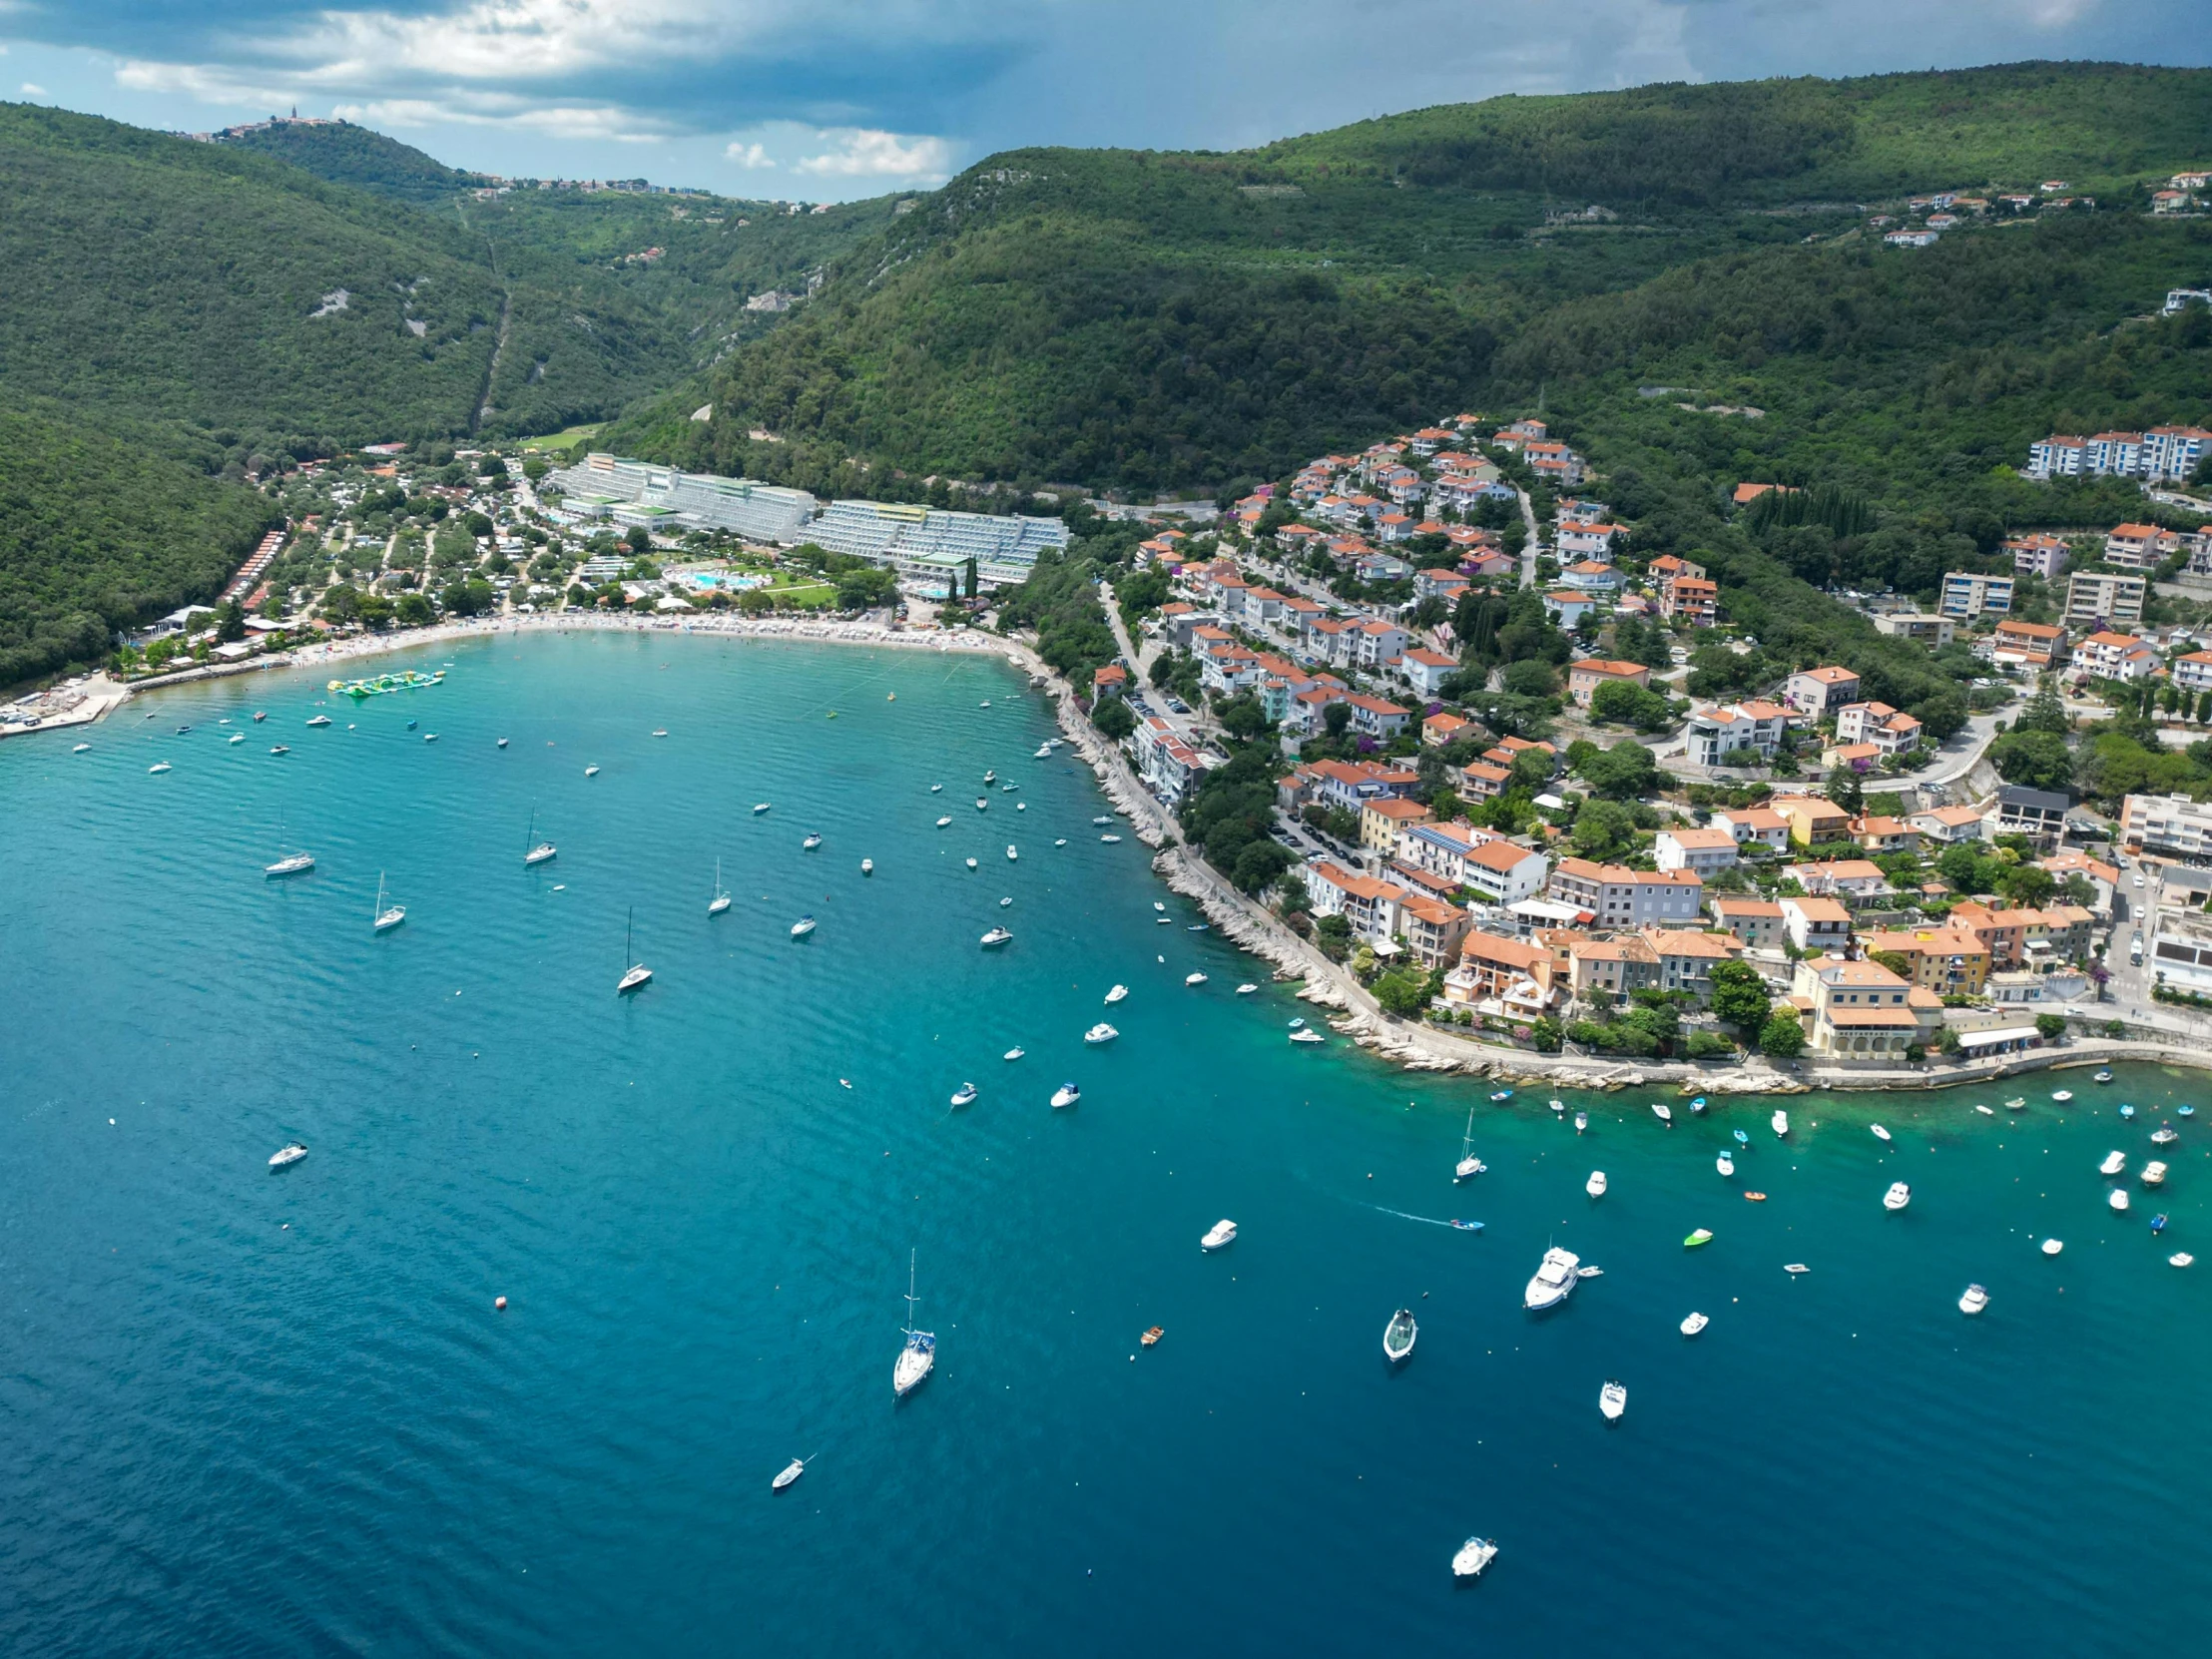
[
  {"x1": 980, "y1": 926, "x2": 1012, "y2": 947},
  {"x1": 802, "y1": 831, "x2": 823, "y2": 850},
  {"x1": 1201, "y1": 1219, "x2": 1237, "y2": 1251},
  {"x1": 1451, "y1": 1537, "x2": 1498, "y2": 1581},
  {"x1": 1871, "y1": 1124, "x2": 1891, "y2": 1142},
  {"x1": 2051, "y1": 1089, "x2": 2073, "y2": 1103},
  {"x1": 2003, "y1": 1097, "x2": 2026, "y2": 1110},
  {"x1": 950, "y1": 1083, "x2": 978, "y2": 1107},
  {"x1": 2041, "y1": 1238, "x2": 2064, "y2": 1256},
  {"x1": 2142, "y1": 1161, "x2": 2168, "y2": 1186},
  {"x1": 1236, "y1": 983, "x2": 1259, "y2": 994},
  {"x1": 892, "y1": 1251, "x2": 935, "y2": 1398},
  {"x1": 1884, "y1": 1182, "x2": 1911, "y2": 1212},
  {"x1": 2171, "y1": 1252, "x2": 2196, "y2": 1268},
  {"x1": 1585, "y1": 1170, "x2": 1607, "y2": 1198},
  {"x1": 1141, "y1": 1326, "x2": 1164, "y2": 1347},
  {"x1": 772, "y1": 1457, "x2": 808, "y2": 1491},
  {"x1": 1716, "y1": 1152, "x2": 1735, "y2": 1177},
  {"x1": 1290, "y1": 1029, "x2": 1325, "y2": 1044},
  {"x1": 1084, "y1": 1023, "x2": 1118, "y2": 1044},
  {"x1": 1523, "y1": 1246, "x2": 1581, "y2": 1310},
  {"x1": 1574, "y1": 1110, "x2": 1587, "y2": 1134},
  {"x1": 2151, "y1": 1126, "x2": 2179, "y2": 1145},
  {"x1": 372, "y1": 871, "x2": 405, "y2": 932},
  {"x1": 1772, "y1": 1109, "x2": 1789, "y2": 1137},
  {"x1": 2108, "y1": 1188, "x2": 2131, "y2": 1212},
  {"x1": 1383, "y1": 1309, "x2": 1417, "y2": 1364},
  {"x1": 1051, "y1": 1082, "x2": 1081, "y2": 1108},
  {"x1": 861, "y1": 858, "x2": 874, "y2": 875},
  {"x1": 1684, "y1": 1228, "x2": 1713, "y2": 1248},
  {"x1": 2099, "y1": 1150, "x2": 2127, "y2": 1176},
  {"x1": 1681, "y1": 1312, "x2": 1709, "y2": 1337},
  {"x1": 1652, "y1": 1102, "x2": 1672, "y2": 1126},
  {"x1": 1185, "y1": 971, "x2": 1207, "y2": 986},
  {"x1": 791, "y1": 915, "x2": 817, "y2": 938},
  {"x1": 1599, "y1": 1381, "x2": 1627, "y2": 1421},
  {"x1": 269, "y1": 1143, "x2": 307, "y2": 1171},
  {"x1": 1105, "y1": 984, "x2": 1128, "y2": 1004},
  {"x1": 2094, "y1": 1069, "x2": 2113, "y2": 1083},
  {"x1": 1959, "y1": 1284, "x2": 1989, "y2": 1316},
  {"x1": 1454, "y1": 1108, "x2": 1484, "y2": 1183}
]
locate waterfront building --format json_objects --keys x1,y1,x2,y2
[
  {"x1": 545, "y1": 453, "x2": 817, "y2": 542},
  {"x1": 1790, "y1": 957, "x2": 1944, "y2": 1058}
]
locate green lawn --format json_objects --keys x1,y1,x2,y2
[{"x1": 519, "y1": 423, "x2": 606, "y2": 452}]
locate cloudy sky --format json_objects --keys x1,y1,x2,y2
[{"x1": 1, "y1": 1, "x2": 2203, "y2": 198}]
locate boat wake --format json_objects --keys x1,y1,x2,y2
[{"x1": 1368, "y1": 1205, "x2": 1479, "y2": 1231}]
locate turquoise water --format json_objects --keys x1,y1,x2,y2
[{"x1": 3, "y1": 630, "x2": 2209, "y2": 1655}]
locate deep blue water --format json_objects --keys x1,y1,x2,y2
[{"x1": 3, "y1": 630, "x2": 2209, "y2": 1655}]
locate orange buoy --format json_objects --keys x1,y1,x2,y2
[{"x1": 495, "y1": 1296, "x2": 508, "y2": 1310}]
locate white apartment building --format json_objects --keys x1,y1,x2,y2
[
  {"x1": 2118, "y1": 793, "x2": 2212, "y2": 859},
  {"x1": 2066, "y1": 570, "x2": 2147, "y2": 629},
  {"x1": 1709, "y1": 807, "x2": 1793, "y2": 850},
  {"x1": 1545, "y1": 858, "x2": 1705, "y2": 926},
  {"x1": 2172, "y1": 651, "x2": 2212, "y2": 696},
  {"x1": 2071, "y1": 630, "x2": 2160, "y2": 681},
  {"x1": 1784, "y1": 666, "x2": 1862, "y2": 716},
  {"x1": 1653, "y1": 828, "x2": 1741, "y2": 875},
  {"x1": 1684, "y1": 701, "x2": 1793, "y2": 767},
  {"x1": 1939, "y1": 571, "x2": 2013, "y2": 618}
]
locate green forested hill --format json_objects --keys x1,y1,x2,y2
[
  {"x1": 614, "y1": 61, "x2": 2212, "y2": 493},
  {"x1": 216, "y1": 120, "x2": 486, "y2": 204}
]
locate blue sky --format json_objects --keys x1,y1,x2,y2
[{"x1": 2, "y1": 1, "x2": 2205, "y2": 199}]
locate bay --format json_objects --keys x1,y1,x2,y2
[{"x1": 2, "y1": 629, "x2": 2207, "y2": 1654}]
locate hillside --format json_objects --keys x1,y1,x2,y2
[
  {"x1": 611, "y1": 61, "x2": 2212, "y2": 492},
  {"x1": 216, "y1": 119, "x2": 486, "y2": 204}
]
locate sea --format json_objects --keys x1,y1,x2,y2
[{"x1": 2, "y1": 629, "x2": 2207, "y2": 1655}]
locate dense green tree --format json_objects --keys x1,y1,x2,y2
[
  {"x1": 1578, "y1": 739, "x2": 1664, "y2": 801},
  {"x1": 1589, "y1": 679, "x2": 1675, "y2": 732},
  {"x1": 1091, "y1": 695, "x2": 1136, "y2": 741},
  {"x1": 1988, "y1": 730, "x2": 2074, "y2": 793},
  {"x1": 1826, "y1": 765, "x2": 1864, "y2": 815},
  {"x1": 1708, "y1": 960, "x2": 1770, "y2": 1032},
  {"x1": 1759, "y1": 1012, "x2": 1807, "y2": 1058}
]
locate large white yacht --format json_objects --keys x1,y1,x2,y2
[
  {"x1": 1523, "y1": 1246, "x2": 1581, "y2": 1310},
  {"x1": 265, "y1": 850, "x2": 314, "y2": 877}
]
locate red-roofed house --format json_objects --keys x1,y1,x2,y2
[{"x1": 1567, "y1": 659, "x2": 1651, "y2": 707}]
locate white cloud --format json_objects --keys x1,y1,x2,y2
[
  {"x1": 794, "y1": 128, "x2": 954, "y2": 181},
  {"x1": 726, "y1": 141, "x2": 773, "y2": 168},
  {"x1": 21, "y1": 82, "x2": 46, "y2": 97}
]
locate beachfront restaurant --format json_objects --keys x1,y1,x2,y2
[{"x1": 1946, "y1": 1018, "x2": 2042, "y2": 1058}]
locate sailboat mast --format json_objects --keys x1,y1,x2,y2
[{"x1": 903, "y1": 1248, "x2": 917, "y2": 1335}]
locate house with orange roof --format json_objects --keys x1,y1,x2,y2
[
  {"x1": 1459, "y1": 759, "x2": 1513, "y2": 800},
  {"x1": 1646, "y1": 554, "x2": 1707, "y2": 583},
  {"x1": 1778, "y1": 796, "x2": 1854, "y2": 846},
  {"x1": 1639, "y1": 925, "x2": 1743, "y2": 1001},
  {"x1": 1543, "y1": 590, "x2": 1599, "y2": 628},
  {"x1": 1990, "y1": 618, "x2": 2065, "y2": 669},
  {"x1": 1860, "y1": 926, "x2": 1991, "y2": 996},
  {"x1": 1565, "y1": 933, "x2": 1662, "y2": 1000},
  {"x1": 1361, "y1": 796, "x2": 1433, "y2": 852},
  {"x1": 1092, "y1": 663, "x2": 1129, "y2": 699},
  {"x1": 2071, "y1": 630, "x2": 2160, "y2": 682},
  {"x1": 1784, "y1": 665, "x2": 1861, "y2": 716},
  {"x1": 1655, "y1": 827, "x2": 1740, "y2": 875},
  {"x1": 1422, "y1": 711, "x2": 1472, "y2": 747},
  {"x1": 1787, "y1": 858, "x2": 1892, "y2": 900},
  {"x1": 1304, "y1": 860, "x2": 1403, "y2": 943},
  {"x1": 1567, "y1": 658, "x2": 1651, "y2": 708},
  {"x1": 1659, "y1": 575, "x2": 1717, "y2": 627},
  {"x1": 1555, "y1": 519, "x2": 1619, "y2": 561},
  {"x1": 1850, "y1": 815, "x2": 1920, "y2": 853},
  {"x1": 1444, "y1": 929, "x2": 1559, "y2": 1009},
  {"x1": 1709, "y1": 894, "x2": 1785, "y2": 948},
  {"x1": 1547, "y1": 858, "x2": 1704, "y2": 926},
  {"x1": 1558, "y1": 559, "x2": 1620, "y2": 593},
  {"x1": 1343, "y1": 693, "x2": 1412, "y2": 740},
  {"x1": 1791, "y1": 957, "x2": 1943, "y2": 1057},
  {"x1": 1397, "y1": 647, "x2": 1458, "y2": 698},
  {"x1": 1684, "y1": 701, "x2": 1792, "y2": 767},
  {"x1": 1908, "y1": 804, "x2": 1987, "y2": 845},
  {"x1": 1392, "y1": 892, "x2": 1473, "y2": 969},
  {"x1": 1779, "y1": 895, "x2": 1853, "y2": 953},
  {"x1": 1709, "y1": 806, "x2": 1791, "y2": 850}
]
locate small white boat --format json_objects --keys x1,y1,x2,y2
[
  {"x1": 754, "y1": 803, "x2": 771, "y2": 815},
  {"x1": 772, "y1": 1458, "x2": 808, "y2": 1491},
  {"x1": 2142, "y1": 1161, "x2": 2168, "y2": 1186},
  {"x1": 148, "y1": 762, "x2": 172, "y2": 774},
  {"x1": 965, "y1": 857, "x2": 979, "y2": 870},
  {"x1": 305, "y1": 715, "x2": 331, "y2": 728},
  {"x1": 1883, "y1": 1181, "x2": 1911, "y2": 1212},
  {"x1": 950, "y1": 1083, "x2": 978, "y2": 1107},
  {"x1": 983, "y1": 770, "x2": 997, "y2": 785},
  {"x1": 72, "y1": 742, "x2": 89, "y2": 753},
  {"x1": 1101, "y1": 833, "x2": 1122, "y2": 843},
  {"x1": 976, "y1": 798, "x2": 989, "y2": 811},
  {"x1": 1959, "y1": 1284, "x2": 1989, "y2": 1316},
  {"x1": 1975, "y1": 1105, "x2": 1995, "y2": 1116},
  {"x1": 1236, "y1": 983, "x2": 1258, "y2": 995},
  {"x1": 1599, "y1": 1381, "x2": 1626, "y2": 1421},
  {"x1": 936, "y1": 816, "x2": 953, "y2": 828},
  {"x1": 980, "y1": 926, "x2": 1012, "y2": 947},
  {"x1": 269, "y1": 745, "x2": 289, "y2": 755},
  {"x1": 2099, "y1": 1150, "x2": 2127, "y2": 1177},
  {"x1": 861, "y1": 858, "x2": 874, "y2": 876},
  {"x1": 652, "y1": 729, "x2": 667, "y2": 739},
  {"x1": 1185, "y1": 972, "x2": 1207, "y2": 987},
  {"x1": 1451, "y1": 1536, "x2": 1497, "y2": 1580},
  {"x1": 1772, "y1": 1110, "x2": 1789, "y2": 1137},
  {"x1": 372, "y1": 871, "x2": 405, "y2": 932},
  {"x1": 497, "y1": 738, "x2": 508, "y2": 748},
  {"x1": 1871, "y1": 1125, "x2": 1892, "y2": 1143},
  {"x1": 268, "y1": 1143, "x2": 307, "y2": 1171},
  {"x1": 1006, "y1": 844, "x2": 1018, "y2": 861},
  {"x1": 1051, "y1": 1082, "x2": 1081, "y2": 1108},
  {"x1": 1680, "y1": 1312, "x2": 1709, "y2": 1337},
  {"x1": 2108, "y1": 1188, "x2": 2131, "y2": 1213},
  {"x1": 1054, "y1": 838, "x2": 1067, "y2": 846},
  {"x1": 1003, "y1": 1047, "x2": 1024, "y2": 1061},
  {"x1": 1383, "y1": 1309, "x2": 1417, "y2": 1363},
  {"x1": 229, "y1": 734, "x2": 245, "y2": 744},
  {"x1": 1290, "y1": 1029, "x2": 1325, "y2": 1044},
  {"x1": 1652, "y1": 1102, "x2": 1672, "y2": 1126},
  {"x1": 802, "y1": 831, "x2": 823, "y2": 850},
  {"x1": 791, "y1": 916, "x2": 817, "y2": 938},
  {"x1": 1154, "y1": 901, "x2": 1167, "y2": 912},
  {"x1": 2094, "y1": 1069, "x2": 2113, "y2": 1083},
  {"x1": 999, "y1": 896, "x2": 1013, "y2": 907},
  {"x1": 1784, "y1": 1263, "x2": 1811, "y2": 1276},
  {"x1": 1525, "y1": 1247, "x2": 1581, "y2": 1310},
  {"x1": 2051, "y1": 1090, "x2": 2073, "y2": 1103},
  {"x1": 2004, "y1": 1097, "x2": 2026, "y2": 1111},
  {"x1": 1585, "y1": 1170, "x2": 1607, "y2": 1198},
  {"x1": 1716, "y1": 1152, "x2": 1735, "y2": 1177},
  {"x1": 709, "y1": 859, "x2": 732, "y2": 916},
  {"x1": 1201, "y1": 1219, "x2": 1237, "y2": 1251},
  {"x1": 1574, "y1": 1110, "x2": 1587, "y2": 1134},
  {"x1": 2170, "y1": 1252, "x2": 2195, "y2": 1268},
  {"x1": 1035, "y1": 744, "x2": 1053, "y2": 759},
  {"x1": 1549, "y1": 1099, "x2": 1565, "y2": 1115},
  {"x1": 423, "y1": 733, "x2": 438, "y2": 743},
  {"x1": 930, "y1": 785, "x2": 942, "y2": 794},
  {"x1": 584, "y1": 764, "x2": 599, "y2": 777},
  {"x1": 2041, "y1": 1238, "x2": 2064, "y2": 1257},
  {"x1": 1093, "y1": 816, "x2": 1113, "y2": 826},
  {"x1": 1085, "y1": 1023, "x2": 1119, "y2": 1044},
  {"x1": 2151, "y1": 1127, "x2": 2179, "y2": 1145}
]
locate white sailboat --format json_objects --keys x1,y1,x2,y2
[
  {"x1": 264, "y1": 810, "x2": 313, "y2": 877},
  {"x1": 617, "y1": 908, "x2": 652, "y2": 993},
  {"x1": 523, "y1": 807, "x2": 557, "y2": 866},
  {"x1": 892, "y1": 1250, "x2": 935, "y2": 1398},
  {"x1": 1454, "y1": 1107, "x2": 1484, "y2": 1182},
  {"x1": 708, "y1": 858, "x2": 732, "y2": 916},
  {"x1": 372, "y1": 871, "x2": 405, "y2": 932}
]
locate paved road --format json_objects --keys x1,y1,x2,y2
[
  {"x1": 1515, "y1": 487, "x2": 1541, "y2": 590},
  {"x1": 1099, "y1": 581, "x2": 1209, "y2": 749}
]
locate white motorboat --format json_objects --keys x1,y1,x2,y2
[
  {"x1": 266, "y1": 850, "x2": 314, "y2": 877},
  {"x1": 1237, "y1": 982, "x2": 1259, "y2": 995},
  {"x1": 950, "y1": 1083, "x2": 978, "y2": 1108},
  {"x1": 1383, "y1": 1309, "x2": 1417, "y2": 1364},
  {"x1": 2004, "y1": 1097, "x2": 2025, "y2": 1111},
  {"x1": 228, "y1": 734, "x2": 245, "y2": 744},
  {"x1": 983, "y1": 770, "x2": 997, "y2": 785},
  {"x1": 2170, "y1": 1252, "x2": 2196, "y2": 1268},
  {"x1": 802, "y1": 831, "x2": 823, "y2": 850},
  {"x1": 269, "y1": 744, "x2": 289, "y2": 755},
  {"x1": 980, "y1": 926, "x2": 1013, "y2": 947},
  {"x1": 1454, "y1": 1107, "x2": 1484, "y2": 1182},
  {"x1": 305, "y1": 714, "x2": 331, "y2": 728},
  {"x1": 372, "y1": 871, "x2": 405, "y2": 932},
  {"x1": 1290, "y1": 1029, "x2": 1325, "y2": 1044},
  {"x1": 2142, "y1": 1160, "x2": 2168, "y2": 1186},
  {"x1": 1947, "y1": 1284, "x2": 1990, "y2": 1320},
  {"x1": 148, "y1": 761, "x2": 173, "y2": 773},
  {"x1": 2151, "y1": 1127, "x2": 2179, "y2": 1145},
  {"x1": 708, "y1": 858, "x2": 732, "y2": 916},
  {"x1": 1101, "y1": 833, "x2": 1122, "y2": 843},
  {"x1": 1717, "y1": 1152, "x2": 1735, "y2": 1177},
  {"x1": 1523, "y1": 1246, "x2": 1581, "y2": 1310},
  {"x1": 2051, "y1": 1090, "x2": 2073, "y2": 1103},
  {"x1": 936, "y1": 816, "x2": 952, "y2": 828},
  {"x1": 1585, "y1": 1170, "x2": 1607, "y2": 1198},
  {"x1": 791, "y1": 915, "x2": 817, "y2": 939},
  {"x1": 2099, "y1": 1150, "x2": 2127, "y2": 1177},
  {"x1": 2108, "y1": 1188, "x2": 2131, "y2": 1213},
  {"x1": 2041, "y1": 1238, "x2": 2064, "y2": 1256},
  {"x1": 975, "y1": 798, "x2": 989, "y2": 812},
  {"x1": 522, "y1": 808, "x2": 557, "y2": 865},
  {"x1": 1201, "y1": 1219, "x2": 1238, "y2": 1251},
  {"x1": 1004, "y1": 1047, "x2": 1024, "y2": 1061},
  {"x1": 584, "y1": 764, "x2": 599, "y2": 777},
  {"x1": 1975, "y1": 1105, "x2": 1994, "y2": 1115},
  {"x1": 772, "y1": 1456, "x2": 809, "y2": 1491},
  {"x1": 1035, "y1": 744, "x2": 1053, "y2": 759},
  {"x1": 1871, "y1": 1124, "x2": 1892, "y2": 1142},
  {"x1": 268, "y1": 1143, "x2": 307, "y2": 1171},
  {"x1": 1093, "y1": 816, "x2": 1113, "y2": 826},
  {"x1": 617, "y1": 909, "x2": 652, "y2": 993},
  {"x1": 1185, "y1": 972, "x2": 1207, "y2": 986},
  {"x1": 1651, "y1": 1102, "x2": 1672, "y2": 1127},
  {"x1": 1154, "y1": 901, "x2": 1167, "y2": 912},
  {"x1": 1054, "y1": 838, "x2": 1067, "y2": 846},
  {"x1": 1772, "y1": 1110, "x2": 1790, "y2": 1137},
  {"x1": 861, "y1": 858, "x2": 874, "y2": 876},
  {"x1": 1085, "y1": 1023, "x2": 1119, "y2": 1044},
  {"x1": 497, "y1": 737, "x2": 508, "y2": 748},
  {"x1": 1051, "y1": 1082, "x2": 1081, "y2": 1108},
  {"x1": 1574, "y1": 1110, "x2": 1587, "y2": 1134},
  {"x1": 893, "y1": 1251, "x2": 935, "y2": 1398},
  {"x1": 965, "y1": 857, "x2": 979, "y2": 870},
  {"x1": 1883, "y1": 1181, "x2": 1911, "y2": 1212},
  {"x1": 1550, "y1": 1099, "x2": 1565, "y2": 1114},
  {"x1": 1784, "y1": 1263, "x2": 1811, "y2": 1276},
  {"x1": 1599, "y1": 1381, "x2": 1627, "y2": 1421},
  {"x1": 1451, "y1": 1537, "x2": 1498, "y2": 1581},
  {"x1": 999, "y1": 896, "x2": 1013, "y2": 907},
  {"x1": 1681, "y1": 1312, "x2": 1709, "y2": 1337},
  {"x1": 754, "y1": 803, "x2": 771, "y2": 815},
  {"x1": 1006, "y1": 844, "x2": 1018, "y2": 861}
]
